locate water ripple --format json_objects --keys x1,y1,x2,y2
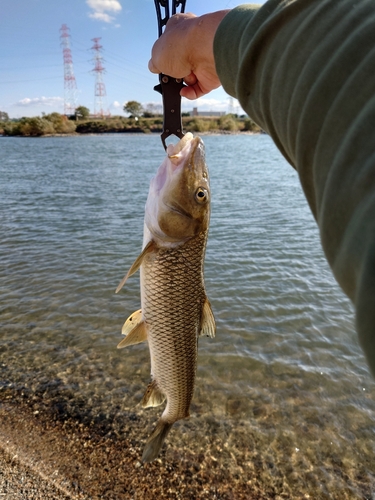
[{"x1": 1, "y1": 134, "x2": 374, "y2": 495}]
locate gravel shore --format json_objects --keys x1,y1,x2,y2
[
  {"x1": 1, "y1": 387, "x2": 375, "y2": 499},
  {"x1": 0, "y1": 396, "x2": 267, "y2": 500}
]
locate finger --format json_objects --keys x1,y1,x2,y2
[
  {"x1": 181, "y1": 84, "x2": 206, "y2": 100},
  {"x1": 148, "y1": 58, "x2": 160, "y2": 74},
  {"x1": 183, "y1": 72, "x2": 197, "y2": 86}
]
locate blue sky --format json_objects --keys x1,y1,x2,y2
[{"x1": 1, "y1": 0, "x2": 265, "y2": 118}]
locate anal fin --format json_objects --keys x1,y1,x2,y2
[
  {"x1": 199, "y1": 298, "x2": 216, "y2": 338},
  {"x1": 142, "y1": 380, "x2": 165, "y2": 408}
]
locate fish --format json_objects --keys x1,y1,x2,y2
[{"x1": 116, "y1": 132, "x2": 215, "y2": 463}]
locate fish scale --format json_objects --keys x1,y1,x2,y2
[{"x1": 142, "y1": 232, "x2": 207, "y2": 420}]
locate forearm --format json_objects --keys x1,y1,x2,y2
[{"x1": 214, "y1": 1, "x2": 375, "y2": 373}]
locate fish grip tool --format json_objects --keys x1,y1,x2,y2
[{"x1": 153, "y1": 0, "x2": 187, "y2": 150}]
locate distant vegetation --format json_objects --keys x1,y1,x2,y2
[
  {"x1": 1, "y1": 113, "x2": 76, "y2": 136},
  {"x1": 0, "y1": 106, "x2": 262, "y2": 137}
]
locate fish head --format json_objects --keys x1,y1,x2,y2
[{"x1": 145, "y1": 133, "x2": 210, "y2": 245}]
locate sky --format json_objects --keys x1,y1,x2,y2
[{"x1": 1, "y1": 0, "x2": 265, "y2": 119}]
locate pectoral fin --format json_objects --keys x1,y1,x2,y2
[
  {"x1": 142, "y1": 380, "x2": 166, "y2": 408},
  {"x1": 199, "y1": 298, "x2": 216, "y2": 338},
  {"x1": 115, "y1": 240, "x2": 155, "y2": 293},
  {"x1": 121, "y1": 309, "x2": 143, "y2": 336},
  {"x1": 117, "y1": 311, "x2": 147, "y2": 348}
]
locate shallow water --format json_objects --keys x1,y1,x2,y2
[{"x1": 1, "y1": 134, "x2": 375, "y2": 497}]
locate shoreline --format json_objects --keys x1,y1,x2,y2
[{"x1": 0, "y1": 130, "x2": 261, "y2": 139}]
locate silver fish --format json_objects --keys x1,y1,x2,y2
[{"x1": 116, "y1": 133, "x2": 215, "y2": 462}]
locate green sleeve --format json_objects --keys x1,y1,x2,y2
[{"x1": 214, "y1": 1, "x2": 375, "y2": 375}]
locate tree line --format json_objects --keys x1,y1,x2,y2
[{"x1": 0, "y1": 102, "x2": 262, "y2": 137}]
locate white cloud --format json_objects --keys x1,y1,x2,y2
[
  {"x1": 89, "y1": 11, "x2": 114, "y2": 22},
  {"x1": 87, "y1": 0, "x2": 122, "y2": 23},
  {"x1": 111, "y1": 101, "x2": 122, "y2": 109},
  {"x1": 138, "y1": 96, "x2": 244, "y2": 117},
  {"x1": 181, "y1": 97, "x2": 228, "y2": 112},
  {"x1": 15, "y1": 96, "x2": 64, "y2": 108},
  {"x1": 87, "y1": 0, "x2": 121, "y2": 12},
  {"x1": 179, "y1": 97, "x2": 245, "y2": 114}
]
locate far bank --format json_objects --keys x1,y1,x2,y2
[{"x1": 0, "y1": 113, "x2": 262, "y2": 137}]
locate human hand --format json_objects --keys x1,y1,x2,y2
[{"x1": 148, "y1": 11, "x2": 229, "y2": 100}]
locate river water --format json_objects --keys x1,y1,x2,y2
[{"x1": 1, "y1": 134, "x2": 375, "y2": 498}]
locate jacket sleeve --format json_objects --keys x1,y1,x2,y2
[{"x1": 214, "y1": 0, "x2": 375, "y2": 375}]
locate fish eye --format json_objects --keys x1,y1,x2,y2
[{"x1": 195, "y1": 187, "x2": 208, "y2": 204}]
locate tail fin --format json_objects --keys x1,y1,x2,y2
[{"x1": 142, "y1": 420, "x2": 173, "y2": 463}]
